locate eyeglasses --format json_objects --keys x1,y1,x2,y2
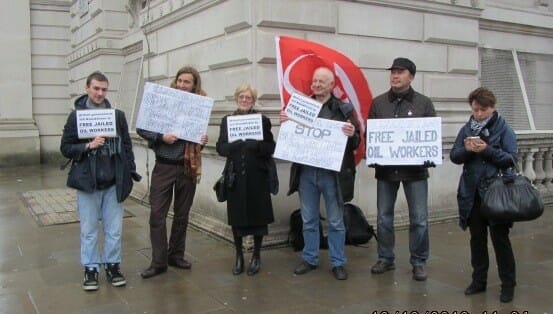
[{"x1": 238, "y1": 95, "x2": 253, "y2": 101}]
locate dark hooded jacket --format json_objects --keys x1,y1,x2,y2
[
  {"x1": 450, "y1": 111, "x2": 518, "y2": 229},
  {"x1": 60, "y1": 94, "x2": 139, "y2": 202}
]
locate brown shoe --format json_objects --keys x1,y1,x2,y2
[
  {"x1": 370, "y1": 260, "x2": 395, "y2": 274},
  {"x1": 412, "y1": 265, "x2": 427, "y2": 281},
  {"x1": 140, "y1": 266, "x2": 167, "y2": 279},
  {"x1": 168, "y1": 258, "x2": 192, "y2": 269}
]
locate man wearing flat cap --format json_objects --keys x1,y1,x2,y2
[{"x1": 367, "y1": 57, "x2": 436, "y2": 281}]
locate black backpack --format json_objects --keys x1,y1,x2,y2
[
  {"x1": 343, "y1": 203, "x2": 376, "y2": 245},
  {"x1": 288, "y1": 209, "x2": 328, "y2": 251}
]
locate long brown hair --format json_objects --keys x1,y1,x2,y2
[{"x1": 170, "y1": 66, "x2": 206, "y2": 95}]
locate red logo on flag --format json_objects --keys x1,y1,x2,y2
[{"x1": 275, "y1": 36, "x2": 372, "y2": 165}]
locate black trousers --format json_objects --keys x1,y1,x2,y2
[{"x1": 468, "y1": 195, "x2": 516, "y2": 288}]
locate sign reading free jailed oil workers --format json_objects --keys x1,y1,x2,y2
[
  {"x1": 365, "y1": 117, "x2": 442, "y2": 166},
  {"x1": 274, "y1": 118, "x2": 347, "y2": 171},
  {"x1": 76, "y1": 109, "x2": 117, "y2": 139},
  {"x1": 227, "y1": 114, "x2": 263, "y2": 143},
  {"x1": 284, "y1": 93, "x2": 322, "y2": 127}
]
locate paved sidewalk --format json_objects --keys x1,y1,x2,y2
[{"x1": 0, "y1": 165, "x2": 551, "y2": 313}]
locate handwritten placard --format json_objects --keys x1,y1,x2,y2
[
  {"x1": 227, "y1": 114, "x2": 263, "y2": 143},
  {"x1": 135, "y1": 82, "x2": 214, "y2": 144},
  {"x1": 76, "y1": 109, "x2": 117, "y2": 139},
  {"x1": 284, "y1": 93, "x2": 322, "y2": 127},
  {"x1": 365, "y1": 117, "x2": 442, "y2": 166},
  {"x1": 274, "y1": 118, "x2": 347, "y2": 171}
]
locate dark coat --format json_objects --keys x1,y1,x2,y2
[
  {"x1": 60, "y1": 95, "x2": 139, "y2": 202},
  {"x1": 287, "y1": 95, "x2": 361, "y2": 202},
  {"x1": 368, "y1": 87, "x2": 436, "y2": 181},
  {"x1": 450, "y1": 111, "x2": 518, "y2": 229},
  {"x1": 216, "y1": 113, "x2": 276, "y2": 227}
]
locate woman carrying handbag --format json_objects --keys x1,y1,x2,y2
[
  {"x1": 216, "y1": 84, "x2": 276, "y2": 276},
  {"x1": 450, "y1": 87, "x2": 518, "y2": 303}
]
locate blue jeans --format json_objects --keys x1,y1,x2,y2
[
  {"x1": 299, "y1": 166, "x2": 346, "y2": 267},
  {"x1": 376, "y1": 179, "x2": 429, "y2": 266},
  {"x1": 77, "y1": 185, "x2": 124, "y2": 270}
]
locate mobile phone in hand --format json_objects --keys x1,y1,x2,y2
[{"x1": 467, "y1": 136, "x2": 483, "y2": 143}]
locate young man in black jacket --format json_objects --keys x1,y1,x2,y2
[{"x1": 60, "y1": 71, "x2": 139, "y2": 291}]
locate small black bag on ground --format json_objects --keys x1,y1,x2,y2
[
  {"x1": 343, "y1": 203, "x2": 376, "y2": 245},
  {"x1": 288, "y1": 209, "x2": 328, "y2": 251}
]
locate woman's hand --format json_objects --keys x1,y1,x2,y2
[
  {"x1": 472, "y1": 141, "x2": 487, "y2": 153},
  {"x1": 464, "y1": 137, "x2": 487, "y2": 153}
]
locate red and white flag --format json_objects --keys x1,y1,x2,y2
[{"x1": 275, "y1": 35, "x2": 372, "y2": 165}]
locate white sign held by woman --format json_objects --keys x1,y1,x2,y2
[{"x1": 227, "y1": 114, "x2": 263, "y2": 142}]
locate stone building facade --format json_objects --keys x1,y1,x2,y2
[{"x1": 2, "y1": 0, "x2": 552, "y2": 243}]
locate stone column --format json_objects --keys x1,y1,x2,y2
[
  {"x1": 534, "y1": 148, "x2": 547, "y2": 191},
  {"x1": 0, "y1": 1, "x2": 40, "y2": 166}
]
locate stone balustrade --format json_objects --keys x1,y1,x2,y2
[{"x1": 517, "y1": 133, "x2": 553, "y2": 204}]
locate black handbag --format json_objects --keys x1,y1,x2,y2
[
  {"x1": 481, "y1": 160, "x2": 544, "y2": 222},
  {"x1": 213, "y1": 161, "x2": 234, "y2": 202},
  {"x1": 213, "y1": 175, "x2": 226, "y2": 202}
]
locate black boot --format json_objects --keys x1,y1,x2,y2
[
  {"x1": 247, "y1": 235, "x2": 263, "y2": 276},
  {"x1": 232, "y1": 235, "x2": 244, "y2": 275},
  {"x1": 247, "y1": 256, "x2": 260, "y2": 276}
]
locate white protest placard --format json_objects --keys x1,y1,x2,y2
[
  {"x1": 227, "y1": 114, "x2": 263, "y2": 143},
  {"x1": 76, "y1": 109, "x2": 117, "y2": 139},
  {"x1": 274, "y1": 118, "x2": 347, "y2": 171},
  {"x1": 135, "y1": 82, "x2": 214, "y2": 144},
  {"x1": 365, "y1": 117, "x2": 442, "y2": 166},
  {"x1": 284, "y1": 93, "x2": 322, "y2": 127}
]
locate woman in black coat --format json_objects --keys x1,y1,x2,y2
[
  {"x1": 216, "y1": 84, "x2": 276, "y2": 276},
  {"x1": 450, "y1": 87, "x2": 518, "y2": 303}
]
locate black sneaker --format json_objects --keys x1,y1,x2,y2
[
  {"x1": 105, "y1": 263, "x2": 126, "y2": 287},
  {"x1": 83, "y1": 267, "x2": 99, "y2": 291}
]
